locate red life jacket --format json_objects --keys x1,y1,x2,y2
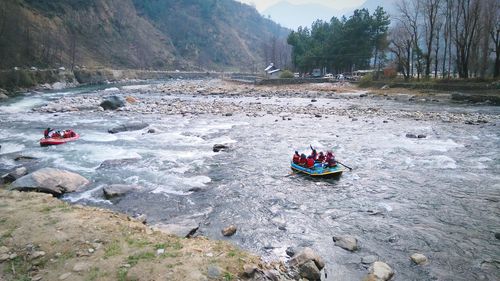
[
  {"x1": 299, "y1": 157, "x2": 307, "y2": 165},
  {"x1": 306, "y1": 158, "x2": 315, "y2": 168},
  {"x1": 317, "y1": 155, "x2": 325, "y2": 162},
  {"x1": 292, "y1": 154, "x2": 300, "y2": 163}
]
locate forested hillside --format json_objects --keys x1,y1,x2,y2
[{"x1": 0, "y1": 0, "x2": 288, "y2": 71}]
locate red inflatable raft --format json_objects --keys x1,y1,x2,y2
[{"x1": 40, "y1": 130, "x2": 80, "y2": 147}]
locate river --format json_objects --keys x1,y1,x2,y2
[{"x1": 0, "y1": 80, "x2": 499, "y2": 280}]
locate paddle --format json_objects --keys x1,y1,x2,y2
[{"x1": 336, "y1": 161, "x2": 353, "y2": 171}]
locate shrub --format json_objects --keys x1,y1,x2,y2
[
  {"x1": 358, "y1": 73, "x2": 374, "y2": 88},
  {"x1": 280, "y1": 70, "x2": 294, "y2": 79}
]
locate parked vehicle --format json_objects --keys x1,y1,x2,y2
[
  {"x1": 311, "y1": 69, "x2": 322, "y2": 77},
  {"x1": 323, "y1": 73, "x2": 334, "y2": 79}
]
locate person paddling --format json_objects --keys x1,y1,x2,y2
[
  {"x1": 292, "y1": 151, "x2": 300, "y2": 164},
  {"x1": 325, "y1": 151, "x2": 337, "y2": 167},
  {"x1": 306, "y1": 156, "x2": 315, "y2": 169},
  {"x1": 317, "y1": 151, "x2": 325, "y2": 163},
  {"x1": 43, "y1": 128, "x2": 54, "y2": 138}
]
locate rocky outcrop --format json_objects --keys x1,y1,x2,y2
[
  {"x1": 100, "y1": 96, "x2": 125, "y2": 110},
  {"x1": 332, "y1": 235, "x2": 358, "y2": 251},
  {"x1": 103, "y1": 184, "x2": 141, "y2": 199},
  {"x1": 108, "y1": 123, "x2": 149, "y2": 134},
  {"x1": 11, "y1": 168, "x2": 89, "y2": 196}
]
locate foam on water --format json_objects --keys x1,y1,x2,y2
[
  {"x1": 66, "y1": 143, "x2": 142, "y2": 164},
  {"x1": 150, "y1": 149, "x2": 215, "y2": 162},
  {"x1": 151, "y1": 175, "x2": 211, "y2": 194},
  {"x1": 79, "y1": 132, "x2": 118, "y2": 142},
  {"x1": 0, "y1": 97, "x2": 46, "y2": 113},
  {"x1": 121, "y1": 84, "x2": 151, "y2": 91},
  {"x1": 404, "y1": 155, "x2": 457, "y2": 169},
  {"x1": 0, "y1": 142, "x2": 26, "y2": 155},
  {"x1": 65, "y1": 185, "x2": 111, "y2": 204}
]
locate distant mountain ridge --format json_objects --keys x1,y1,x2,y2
[
  {"x1": 263, "y1": 0, "x2": 396, "y2": 29},
  {"x1": 0, "y1": 0, "x2": 288, "y2": 71}
]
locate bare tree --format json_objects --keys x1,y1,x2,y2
[
  {"x1": 453, "y1": 0, "x2": 481, "y2": 78},
  {"x1": 442, "y1": 0, "x2": 454, "y2": 78},
  {"x1": 389, "y1": 23, "x2": 413, "y2": 80},
  {"x1": 397, "y1": 0, "x2": 422, "y2": 79},
  {"x1": 422, "y1": 0, "x2": 442, "y2": 77},
  {"x1": 434, "y1": 17, "x2": 443, "y2": 78},
  {"x1": 484, "y1": 0, "x2": 500, "y2": 78}
]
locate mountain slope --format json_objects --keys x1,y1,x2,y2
[{"x1": 0, "y1": 0, "x2": 288, "y2": 71}]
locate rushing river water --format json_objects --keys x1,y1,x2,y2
[{"x1": 0, "y1": 80, "x2": 499, "y2": 280}]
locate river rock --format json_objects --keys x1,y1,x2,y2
[
  {"x1": 495, "y1": 232, "x2": 500, "y2": 240},
  {"x1": 364, "y1": 261, "x2": 394, "y2": 281},
  {"x1": 213, "y1": 144, "x2": 229, "y2": 152},
  {"x1": 30, "y1": 251, "x2": 46, "y2": 260},
  {"x1": 410, "y1": 253, "x2": 428, "y2": 265},
  {"x1": 0, "y1": 90, "x2": 8, "y2": 100},
  {"x1": 1, "y1": 167, "x2": 28, "y2": 183},
  {"x1": 299, "y1": 260, "x2": 321, "y2": 281},
  {"x1": 103, "y1": 184, "x2": 141, "y2": 199},
  {"x1": 98, "y1": 158, "x2": 141, "y2": 169},
  {"x1": 417, "y1": 134, "x2": 427, "y2": 139},
  {"x1": 222, "y1": 225, "x2": 237, "y2": 236},
  {"x1": 285, "y1": 246, "x2": 296, "y2": 257},
  {"x1": 333, "y1": 235, "x2": 358, "y2": 251},
  {"x1": 11, "y1": 168, "x2": 89, "y2": 196},
  {"x1": 108, "y1": 122, "x2": 149, "y2": 133},
  {"x1": 362, "y1": 255, "x2": 379, "y2": 264},
  {"x1": 405, "y1": 133, "x2": 417, "y2": 138},
  {"x1": 0, "y1": 254, "x2": 9, "y2": 262},
  {"x1": 153, "y1": 219, "x2": 199, "y2": 238},
  {"x1": 100, "y1": 96, "x2": 125, "y2": 110},
  {"x1": 289, "y1": 247, "x2": 325, "y2": 270}
]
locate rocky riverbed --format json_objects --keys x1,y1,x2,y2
[
  {"x1": 33, "y1": 80, "x2": 498, "y2": 125},
  {"x1": 1, "y1": 79, "x2": 499, "y2": 281}
]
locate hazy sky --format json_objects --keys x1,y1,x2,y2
[{"x1": 238, "y1": 0, "x2": 366, "y2": 12}]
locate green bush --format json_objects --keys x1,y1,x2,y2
[
  {"x1": 280, "y1": 70, "x2": 294, "y2": 79},
  {"x1": 358, "y1": 73, "x2": 374, "y2": 88}
]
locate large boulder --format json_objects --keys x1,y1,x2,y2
[
  {"x1": 108, "y1": 123, "x2": 149, "y2": 134},
  {"x1": 103, "y1": 184, "x2": 141, "y2": 199},
  {"x1": 11, "y1": 168, "x2": 89, "y2": 196},
  {"x1": 100, "y1": 96, "x2": 125, "y2": 110},
  {"x1": 364, "y1": 261, "x2": 394, "y2": 281},
  {"x1": 289, "y1": 247, "x2": 325, "y2": 270},
  {"x1": 299, "y1": 260, "x2": 321, "y2": 281},
  {"x1": 1, "y1": 167, "x2": 28, "y2": 184},
  {"x1": 333, "y1": 235, "x2": 358, "y2": 251}
]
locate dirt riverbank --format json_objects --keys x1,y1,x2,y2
[{"x1": 0, "y1": 189, "x2": 287, "y2": 281}]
